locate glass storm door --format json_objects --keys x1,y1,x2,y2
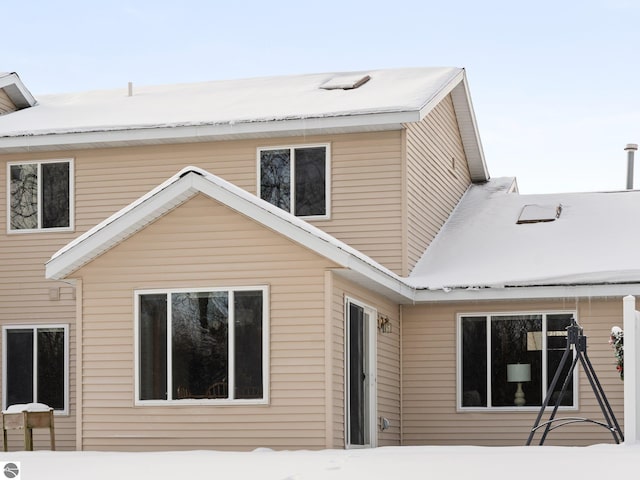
[{"x1": 346, "y1": 299, "x2": 376, "y2": 448}]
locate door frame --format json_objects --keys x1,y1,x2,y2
[{"x1": 344, "y1": 296, "x2": 377, "y2": 448}]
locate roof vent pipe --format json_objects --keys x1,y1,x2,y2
[
  {"x1": 128, "y1": 81, "x2": 133, "y2": 97},
  {"x1": 625, "y1": 143, "x2": 638, "y2": 190}
]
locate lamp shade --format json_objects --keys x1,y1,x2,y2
[{"x1": 507, "y1": 363, "x2": 531, "y2": 383}]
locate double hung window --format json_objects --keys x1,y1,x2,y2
[
  {"x1": 136, "y1": 287, "x2": 268, "y2": 404},
  {"x1": 2, "y1": 325, "x2": 68, "y2": 413},
  {"x1": 458, "y1": 312, "x2": 576, "y2": 409},
  {"x1": 259, "y1": 145, "x2": 329, "y2": 218},
  {"x1": 8, "y1": 159, "x2": 73, "y2": 232}
]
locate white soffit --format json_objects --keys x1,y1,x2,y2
[
  {"x1": 0, "y1": 72, "x2": 36, "y2": 109},
  {"x1": 449, "y1": 75, "x2": 488, "y2": 182}
]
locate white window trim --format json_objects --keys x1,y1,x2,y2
[
  {"x1": 1, "y1": 324, "x2": 70, "y2": 416},
  {"x1": 6, "y1": 158, "x2": 75, "y2": 234},
  {"x1": 257, "y1": 143, "x2": 331, "y2": 220},
  {"x1": 344, "y1": 296, "x2": 378, "y2": 449},
  {"x1": 456, "y1": 311, "x2": 579, "y2": 412},
  {"x1": 134, "y1": 286, "x2": 270, "y2": 406}
]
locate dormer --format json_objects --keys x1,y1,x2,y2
[{"x1": 0, "y1": 72, "x2": 37, "y2": 114}]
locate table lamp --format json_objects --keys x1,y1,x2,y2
[{"x1": 507, "y1": 363, "x2": 531, "y2": 406}]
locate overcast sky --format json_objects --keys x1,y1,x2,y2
[{"x1": 5, "y1": 0, "x2": 639, "y2": 194}]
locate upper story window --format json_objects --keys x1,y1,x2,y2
[
  {"x1": 8, "y1": 159, "x2": 73, "y2": 233},
  {"x1": 136, "y1": 287, "x2": 268, "y2": 405},
  {"x1": 2, "y1": 325, "x2": 69, "y2": 414},
  {"x1": 458, "y1": 312, "x2": 576, "y2": 410},
  {"x1": 258, "y1": 145, "x2": 329, "y2": 218}
]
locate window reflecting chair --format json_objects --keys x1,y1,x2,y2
[
  {"x1": 236, "y1": 386, "x2": 262, "y2": 399},
  {"x1": 176, "y1": 386, "x2": 191, "y2": 399},
  {"x1": 206, "y1": 382, "x2": 228, "y2": 399},
  {"x1": 462, "y1": 390, "x2": 482, "y2": 407}
]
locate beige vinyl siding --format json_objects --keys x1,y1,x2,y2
[
  {"x1": 73, "y1": 194, "x2": 338, "y2": 451},
  {"x1": 404, "y1": 94, "x2": 472, "y2": 275},
  {"x1": 0, "y1": 89, "x2": 16, "y2": 114},
  {"x1": 0, "y1": 177, "x2": 78, "y2": 450},
  {"x1": 331, "y1": 275, "x2": 401, "y2": 447},
  {"x1": 0, "y1": 128, "x2": 403, "y2": 450},
  {"x1": 2, "y1": 130, "x2": 404, "y2": 274},
  {"x1": 401, "y1": 299, "x2": 624, "y2": 446},
  {"x1": 313, "y1": 132, "x2": 404, "y2": 274}
]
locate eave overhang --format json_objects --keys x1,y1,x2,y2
[
  {"x1": 412, "y1": 283, "x2": 640, "y2": 302},
  {"x1": 0, "y1": 72, "x2": 36, "y2": 110},
  {"x1": 0, "y1": 110, "x2": 415, "y2": 153}
]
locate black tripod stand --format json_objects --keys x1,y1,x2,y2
[{"x1": 526, "y1": 319, "x2": 623, "y2": 445}]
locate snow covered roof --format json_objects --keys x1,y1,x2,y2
[
  {"x1": 410, "y1": 177, "x2": 640, "y2": 293},
  {"x1": 46, "y1": 166, "x2": 413, "y2": 302},
  {"x1": 0, "y1": 67, "x2": 488, "y2": 181}
]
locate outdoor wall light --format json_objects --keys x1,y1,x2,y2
[
  {"x1": 378, "y1": 315, "x2": 392, "y2": 334},
  {"x1": 380, "y1": 417, "x2": 390, "y2": 431}
]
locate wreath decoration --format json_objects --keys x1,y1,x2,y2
[{"x1": 609, "y1": 326, "x2": 624, "y2": 381}]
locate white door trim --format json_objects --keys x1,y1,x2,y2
[{"x1": 344, "y1": 296, "x2": 377, "y2": 448}]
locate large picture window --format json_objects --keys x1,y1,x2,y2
[
  {"x1": 8, "y1": 159, "x2": 73, "y2": 232},
  {"x1": 458, "y1": 312, "x2": 576, "y2": 409},
  {"x1": 259, "y1": 145, "x2": 329, "y2": 218},
  {"x1": 136, "y1": 287, "x2": 268, "y2": 404},
  {"x1": 2, "y1": 325, "x2": 69, "y2": 413}
]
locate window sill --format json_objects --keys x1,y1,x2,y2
[
  {"x1": 457, "y1": 405, "x2": 578, "y2": 413},
  {"x1": 7, "y1": 226, "x2": 74, "y2": 235},
  {"x1": 297, "y1": 214, "x2": 330, "y2": 221},
  {"x1": 135, "y1": 398, "x2": 269, "y2": 407}
]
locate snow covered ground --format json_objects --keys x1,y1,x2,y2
[{"x1": 0, "y1": 444, "x2": 637, "y2": 480}]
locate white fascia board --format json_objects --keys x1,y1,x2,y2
[
  {"x1": 0, "y1": 110, "x2": 416, "y2": 151},
  {"x1": 333, "y1": 269, "x2": 415, "y2": 303},
  {"x1": 0, "y1": 73, "x2": 17, "y2": 89},
  {"x1": 450, "y1": 74, "x2": 489, "y2": 182},
  {"x1": 46, "y1": 177, "x2": 199, "y2": 280},
  {"x1": 413, "y1": 283, "x2": 640, "y2": 302}
]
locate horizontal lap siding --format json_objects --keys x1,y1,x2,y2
[
  {"x1": 401, "y1": 299, "x2": 624, "y2": 446},
  {"x1": 75, "y1": 194, "x2": 335, "y2": 451},
  {"x1": 2, "y1": 131, "x2": 403, "y2": 273},
  {"x1": 0, "y1": 129, "x2": 404, "y2": 450},
  {"x1": 332, "y1": 275, "x2": 401, "y2": 447},
  {"x1": 313, "y1": 132, "x2": 404, "y2": 274},
  {"x1": 0, "y1": 167, "x2": 78, "y2": 450},
  {"x1": 0, "y1": 90, "x2": 15, "y2": 114},
  {"x1": 404, "y1": 94, "x2": 472, "y2": 275}
]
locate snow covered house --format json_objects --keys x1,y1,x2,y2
[{"x1": 0, "y1": 68, "x2": 632, "y2": 451}]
